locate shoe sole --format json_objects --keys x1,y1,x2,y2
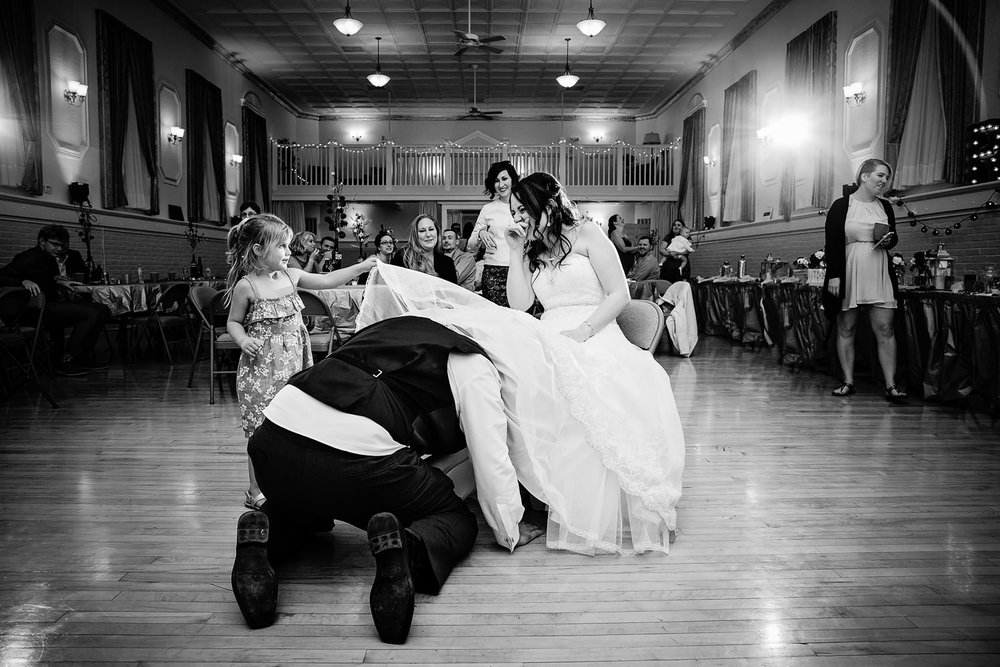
[
  {"x1": 232, "y1": 510, "x2": 277, "y2": 629},
  {"x1": 367, "y1": 512, "x2": 415, "y2": 644}
]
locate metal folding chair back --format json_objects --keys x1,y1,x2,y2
[
  {"x1": 186, "y1": 286, "x2": 239, "y2": 404},
  {"x1": 0, "y1": 287, "x2": 58, "y2": 407},
  {"x1": 298, "y1": 290, "x2": 344, "y2": 358}
]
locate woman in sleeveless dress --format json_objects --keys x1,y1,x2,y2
[
  {"x1": 823, "y1": 159, "x2": 906, "y2": 403},
  {"x1": 357, "y1": 172, "x2": 685, "y2": 556}
]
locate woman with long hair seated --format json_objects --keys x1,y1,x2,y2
[
  {"x1": 288, "y1": 231, "x2": 322, "y2": 273},
  {"x1": 390, "y1": 214, "x2": 458, "y2": 284}
]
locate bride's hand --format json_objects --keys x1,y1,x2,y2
[
  {"x1": 505, "y1": 220, "x2": 528, "y2": 250},
  {"x1": 560, "y1": 323, "x2": 592, "y2": 343}
]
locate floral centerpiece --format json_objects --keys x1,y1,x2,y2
[
  {"x1": 347, "y1": 212, "x2": 372, "y2": 261},
  {"x1": 183, "y1": 220, "x2": 206, "y2": 262},
  {"x1": 891, "y1": 252, "x2": 906, "y2": 283}
]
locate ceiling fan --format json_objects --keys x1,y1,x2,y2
[
  {"x1": 459, "y1": 64, "x2": 503, "y2": 120},
  {"x1": 454, "y1": 0, "x2": 505, "y2": 56}
]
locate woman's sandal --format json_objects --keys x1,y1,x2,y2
[
  {"x1": 884, "y1": 385, "x2": 908, "y2": 404},
  {"x1": 244, "y1": 489, "x2": 267, "y2": 510},
  {"x1": 831, "y1": 382, "x2": 855, "y2": 396}
]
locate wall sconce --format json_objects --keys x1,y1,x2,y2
[
  {"x1": 756, "y1": 126, "x2": 772, "y2": 143},
  {"x1": 843, "y1": 81, "x2": 866, "y2": 106},
  {"x1": 229, "y1": 154, "x2": 244, "y2": 167},
  {"x1": 702, "y1": 155, "x2": 717, "y2": 167},
  {"x1": 593, "y1": 135, "x2": 602, "y2": 143},
  {"x1": 167, "y1": 126, "x2": 185, "y2": 145},
  {"x1": 63, "y1": 80, "x2": 88, "y2": 106},
  {"x1": 352, "y1": 135, "x2": 362, "y2": 142}
]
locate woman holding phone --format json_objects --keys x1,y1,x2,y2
[{"x1": 823, "y1": 159, "x2": 906, "y2": 403}]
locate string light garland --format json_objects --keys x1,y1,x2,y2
[
  {"x1": 891, "y1": 183, "x2": 1000, "y2": 236},
  {"x1": 268, "y1": 136, "x2": 679, "y2": 155}
]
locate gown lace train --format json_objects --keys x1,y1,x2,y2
[{"x1": 357, "y1": 260, "x2": 685, "y2": 555}]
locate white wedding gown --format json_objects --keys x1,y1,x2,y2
[{"x1": 357, "y1": 259, "x2": 685, "y2": 555}]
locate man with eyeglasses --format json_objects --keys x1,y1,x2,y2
[
  {"x1": 318, "y1": 235, "x2": 340, "y2": 272},
  {"x1": 0, "y1": 224, "x2": 110, "y2": 376}
]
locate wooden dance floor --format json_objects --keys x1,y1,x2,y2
[{"x1": 1, "y1": 337, "x2": 998, "y2": 665}]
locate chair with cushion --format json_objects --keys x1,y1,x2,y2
[
  {"x1": 0, "y1": 287, "x2": 58, "y2": 407},
  {"x1": 616, "y1": 298, "x2": 665, "y2": 352},
  {"x1": 187, "y1": 286, "x2": 240, "y2": 404}
]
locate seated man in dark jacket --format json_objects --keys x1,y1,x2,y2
[
  {"x1": 0, "y1": 224, "x2": 110, "y2": 376},
  {"x1": 233, "y1": 316, "x2": 487, "y2": 644}
]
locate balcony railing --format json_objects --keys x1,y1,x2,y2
[{"x1": 273, "y1": 142, "x2": 677, "y2": 202}]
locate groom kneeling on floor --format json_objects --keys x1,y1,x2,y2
[{"x1": 232, "y1": 315, "x2": 541, "y2": 644}]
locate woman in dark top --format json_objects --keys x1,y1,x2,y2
[
  {"x1": 390, "y1": 214, "x2": 458, "y2": 284},
  {"x1": 822, "y1": 158, "x2": 905, "y2": 403},
  {"x1": 658, "y1": 219, "x2": 687, "y2": 281}
]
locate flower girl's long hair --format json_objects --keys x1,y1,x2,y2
[{"x1": 224, "y1": 214, "x2": 292, "y2": 305}]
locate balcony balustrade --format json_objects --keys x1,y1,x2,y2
[{"x1": 272, "y1": 141, "x2": 677, "y2": 202}]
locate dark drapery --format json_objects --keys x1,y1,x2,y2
[
  {"x1": 720, "y1": 70, "x2": 757, "y2": 224},
  {"x1": 186, "y1": 69, "x2": 226, "y2": 224},
  {"x1": 0, "y1": 0, "x2": 42, "y2": 194},
  {"x1": 886, "y1": 0, "x2": 984, "y2": 182},
  {"x1": 676, "y1": 107, "x2": 705, "y2": 228},
  {"x1": 95, "y1": 10, "x2": 158, "y2": 214},
  {"x1": 885, "y1": 0, "x2": 929, "y2": 167},
  {"x1": 242, "y1": 105, "x2": 270, "y2": 210},
  {"x1": 779, "y1": 12, "x2": 837, "y2": 221},
  {"x1": 936, "y1": 0, "x2": 985, "y2": 184}
]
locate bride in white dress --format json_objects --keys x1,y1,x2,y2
[{"x1": 357, "y1": 172, "x2": 685, "y2": 556}]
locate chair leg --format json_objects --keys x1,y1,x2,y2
[
  {"x1": 187, "y1": 327, "x2": 204, "y2": 388},
  {"x1": 0, "y1": 344, "x2": 59, "y2": 408},
  {"x1": 153, "y1": 316, "x2": 174, "y2": 366},
  {"x1": 208, "y1": 336, "x2": 216, "y2": 405}
]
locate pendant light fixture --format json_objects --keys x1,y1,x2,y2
[
  {"x1": 556, "y1": 38, "x2": 579, "y2": 89},
  {"x1": 333, "y1": 1, "x2": 363, "y2": 37},
  {"x1": 576, "y1": 1, "x2": 606, "y2": 37},
  {"x1": 367, "y1": 36, "x2": 390, "y2": 88}
]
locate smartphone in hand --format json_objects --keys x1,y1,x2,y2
[{"x1": 873, "y1": 231, "x2": 894, "y2": 250}]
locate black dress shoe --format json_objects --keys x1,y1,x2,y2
[
  {"x1": 367, "y1": 512, "x2": 415, "y2": 644},
  {"x1": 232, "y1": 510, "x2": 277, "y2": 629}
]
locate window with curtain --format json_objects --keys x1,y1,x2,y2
[
  {"x1": 241, "y1": 103, "x2": 270, "y2": 210},
  {"x1": 720, "y1": 71, "x2": 757, "y2": 225},
  {"x1": 95, "y1": 10, "x2": 158, "y2": 214},
  {"x1": 779, "y1": 12, "x2": 837, "y2": 221},
  {"x1": 887, "y1": 0, "x2": 984, "y2": 187},
  {"x1": 676, "y1": 107, "x2": 705, "y2": 229},
  {"x1": 0, "y1": 0, "x2": 42, "y2": 193},
  {"x1": 185, "y1": 69, "x2": 225, "y2": 224}
]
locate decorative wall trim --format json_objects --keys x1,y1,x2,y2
[
  {"x1": 843, "y1": 22, "x2": 883, "y2": 159},
  {"x1": 45, "y1": 22, "x2": 89, "y2": 159},
  {"x1": 158, "y1": 83, "x2": 182, "y2": 184}
]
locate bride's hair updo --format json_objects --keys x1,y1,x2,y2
[{"x1": 510, "y1": 172, "x2": 580, "y2": 272}]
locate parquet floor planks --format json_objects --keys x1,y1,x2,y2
[{"x1": 1, "y1": 336, "x2": 998, "y2": 665}]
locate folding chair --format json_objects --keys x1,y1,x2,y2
[
  {"x1": 126, "y1": 283, "x2": 193, "y2": 365},
  {"x1": 0, "y1": 287, "x2": 58, "y2": 407},
  {"x1": 298, "y1": 290, "x2": 347, "y2": 359},
  {"x1": 187, "y1": 286, "x2": 240, "y2": 404}
]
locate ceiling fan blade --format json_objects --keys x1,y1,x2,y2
[
  {"x1": 479, "y1": 35, "x2": 505, "y2": 43},
  {"x1": 453, "y1": 30, "x2": 475, "y2": 40},
  {"x1": 482, "y1": 110, "x2": 503, "y2": 115},
  {"x1": 454, "y1": 45, "x2": 469, "y2": 57},
  {"x1": 479, "y1": 44, "x2": 504, "y2": 54}
]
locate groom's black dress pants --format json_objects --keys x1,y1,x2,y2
[{"x1": 249, "y1": 418, "x2": 478, "y2": 594}]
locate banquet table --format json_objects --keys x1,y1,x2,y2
[
  {"x1": 693, "y1": 280, "x2": 1000, "y2": 412},
  {"x1": 72, "y1": 280, "x2": 226, "y2": 316}
]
